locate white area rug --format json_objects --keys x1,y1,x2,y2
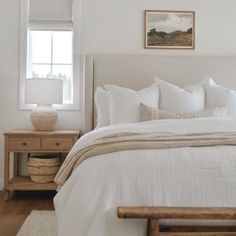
[{"x1": 17, "y1": 211, "x2": 57, "y2": 236}]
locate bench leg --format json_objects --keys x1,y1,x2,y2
[{"x1": 147, "y1": 219, "x2": 160, "y2": 236}]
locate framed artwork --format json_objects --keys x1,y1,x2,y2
[{"x1": 145, "y1": 10, "x2": 195, "y2": 49}]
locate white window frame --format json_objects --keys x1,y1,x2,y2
[{"x1": 19, "y1": 0, "x2": 81, "y2": 110}]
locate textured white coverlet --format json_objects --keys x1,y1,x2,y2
[{"x1": 54, "y1": 118, "x2": 236, "y2": 236}]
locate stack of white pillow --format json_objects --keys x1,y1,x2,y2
[{"x1": 95, "y1": 78, "x2": 236, "y2": 128}]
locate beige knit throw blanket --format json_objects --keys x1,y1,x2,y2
[{"x1": 55, "y1": 131, "x2": 236, "y2": 188}]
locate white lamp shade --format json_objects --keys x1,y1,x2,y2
[{"x1": 25, "y1": 79, "x2": 63, "y2": 105}]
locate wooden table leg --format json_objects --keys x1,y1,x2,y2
[
  {"x1": 4, "y1": 190, "x2": 9, "y2": 201},
  {"x1": 147, "y1": 219, "x2": 160, "y2": 236},
  {"x1": 14, "y1": 153, "x2": 18, "y2": 177},
  {"x1": 4, "y1": 137, "x2": 10, "y2": 201}
]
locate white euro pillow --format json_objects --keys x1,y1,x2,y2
[
  {"x1": 155, "y1": 78, "x2": 205, "y2": 113},
  {"x1": 105, "y1": 84, "x2": 159, "y2": 124},
  {"x1": 203, "y1": 78, "x2": 236, "y2": 116},
  {"x1": 94, "y1": 87, "x2": 110, "y2": 128}
]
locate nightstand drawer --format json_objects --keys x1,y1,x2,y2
[
  {"x1": 42, "y1": 137, "x2": 74, "y2": 150},
  {"x1": 8, "y1": 138, "x2": 41, "y2": 150}
]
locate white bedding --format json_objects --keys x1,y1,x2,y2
[{"x1": 54, "y1": 118, "x2": 236, "y2": 236}]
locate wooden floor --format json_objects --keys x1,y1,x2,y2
[{"x1": 0, "y1": 191, "x2": 55, "y2": 236}]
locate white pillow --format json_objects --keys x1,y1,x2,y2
[
  {"x1": 105, "y1": 84, "x2": 159, "y2": 124},
  {"x1": 203, "y1": 78, "x2": 236, "y2": 115},
  {"x1": 94, "y1": 87, "x2": 110, "y2": 128},
  {"x1": 155, "y1": 78, "x2": 205, "y2": 113}
]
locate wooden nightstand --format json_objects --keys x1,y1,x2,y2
[{"x1": 3, "y1": 130, "x2": 80, "y2": 200}]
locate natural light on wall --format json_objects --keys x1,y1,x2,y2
[{"x1": 19, "y1": 0, "x2": 80, "y2": 110}]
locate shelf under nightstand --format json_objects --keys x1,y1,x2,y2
[{"x1": 8, "y1": 176, "x2": 57, "y2": 191}]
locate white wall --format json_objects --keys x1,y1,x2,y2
[
  {"x1": 81, "y1": 0, "x2": 236, "y2": 55},
  {"x1": 1, "y1": 0, "x2": 236, "y2": 189}
]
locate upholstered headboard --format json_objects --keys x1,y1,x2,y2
[{"x1": 83, "y1": 55, "x2": 236, "y2": 133}]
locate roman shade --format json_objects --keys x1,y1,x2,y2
[{"x1": 28, "y1": 0, "x2": 73, "y2": 29}]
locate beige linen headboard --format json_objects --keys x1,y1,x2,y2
[{"x1": 83, "y1": 55, "x2": 236, "y2": 133}]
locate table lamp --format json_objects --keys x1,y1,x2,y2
[{"x1": 25, "y1": 78, "x2": 63, "y2": 131}]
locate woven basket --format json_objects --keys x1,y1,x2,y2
[{"x1": 28, "y1": 156, "x2": 60, "y2": 183}]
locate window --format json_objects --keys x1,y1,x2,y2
[
  {"x1": 19, "y1": 0, "x2": 80, "y2": 110},
  {"x1": 27, "y1": 30, "x2": 73, "y2": 104}
]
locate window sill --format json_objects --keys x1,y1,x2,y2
[{"x1": 19, "y1": 103, "x2": 80, "y2": 111}]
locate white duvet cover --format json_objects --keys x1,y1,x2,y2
[{"x1": 54, "y1": 118, "x2": 236, "y2": 236}]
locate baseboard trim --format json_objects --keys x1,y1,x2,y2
[{"x1": 0, "y1": 178, "x2": 3, "y2": 191}]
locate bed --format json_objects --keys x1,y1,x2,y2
[{"x1": 54, "y1": 55, "x2": 236, "y2": 236}]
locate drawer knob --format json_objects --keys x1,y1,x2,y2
[
  {"x1": 56, "y1": 142, "x2": 60, "y2": 146},
  {"x1": 22, "y1": 142, "x2": 27, "y2": 146}
]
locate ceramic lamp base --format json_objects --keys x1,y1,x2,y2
[{"x1": 31, "y1": 106, "x2": 58, "y2": 131}]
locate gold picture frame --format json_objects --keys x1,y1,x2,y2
[{"x1": 144, "y1": 10, "x2": 195, "y2": 50}]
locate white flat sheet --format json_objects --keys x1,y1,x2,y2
[{"x1": 54, "y1": 118, "x2": 236, "y2": 236}]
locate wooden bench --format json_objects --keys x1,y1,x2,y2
[{"x1": 117, "y1": 207, "x2": 236, "y2": 236}]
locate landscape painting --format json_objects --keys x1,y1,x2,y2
[{"x1": 145, "y1": 10, "x2": 195, "y2": 49}]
